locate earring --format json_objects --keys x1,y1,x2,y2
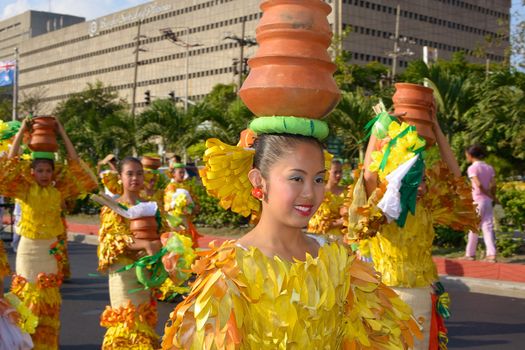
[{"x1": 251, "y1": 187, "x2": 263, "y2": 200}]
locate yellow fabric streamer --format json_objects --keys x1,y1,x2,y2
[{"x1": 162, "y1": 240, "x2": 421, "y2": 350}]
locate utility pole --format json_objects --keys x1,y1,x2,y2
[
  {"x1": 224, "y1": 18, "x2": 257, "y2": 91},
  {"x1": 12, "y1": 47, "x2": 18, "y2": 121},
  {"x1": 386, "y1": 4, "x2": 414, "y2": 82},
  {"x1": 238, "y1": 19, "x2": 245, "y2": 91},
  {"x1": 160, "y1": 27, "x2": 201, "y2": 113},
  {"x1": 131, "y1": 20, "x2": 146, "y2": 118}
]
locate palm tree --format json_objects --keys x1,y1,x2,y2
[
  {"x1": 326, "y1": 89, "x2": 378, "y2": 162},
  {"x1": 137, "y1": 99, "x2": 204, "y2": 155}
]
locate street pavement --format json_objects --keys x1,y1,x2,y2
[{"x1": 3, "y1": 242, "x2": 525, "y2": 349}]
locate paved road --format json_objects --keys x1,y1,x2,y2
[{"x1": 3, "y1": 242, "x2": 525, "y2": 349}]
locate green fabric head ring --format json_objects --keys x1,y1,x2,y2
[
  {"x1": 172, "y1": 162, "x2": 185, "y2": 169},
  {"x1": 31, "y1": 151, "x2": 55, "y2": 160},
  {"x1": 249, "y1": 116, "x2": 329, "y2": 141}
]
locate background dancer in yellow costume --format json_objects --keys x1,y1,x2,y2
[
  {"x1": 164, "y1": 162, "x2": 201, "y2": 247},
  {"x1": 348, "y1": 110, "x2": 478, "y2": 350},
  {"x1": 308, "y1": 159, "x2": 348, "y2": 239},
  {"x1": 99, "y1": 154, "x2": 168, "y2": 207},
  {"x1": 0, "y1": 117, "x2": 97, "y2": 350},
  {"x1": 97, "y1": 156, "x2": 166, "y2": 349},
  {"x1": 162, "y1": 1, "x2": 421, "y2": 349}
]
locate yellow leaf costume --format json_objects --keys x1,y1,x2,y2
[
  {"x1": 162, "y1": 240, "x2": 421, "y2": 350},
  {"x1": 348, "y1": 161, "x2": 478, "y2": 349},
  {"x1": 97, "y1": 205, "x2": 161, "y2": 349},
  {"x1": 0, "y1": 155, "x2": 97, "y2": 350},
  {"x1": 307, "y1": 189, "x2": 347, "y2": 236}
]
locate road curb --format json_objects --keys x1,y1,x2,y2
[
  {"x1": 66, "y1": 231, "x2": 525, "y2": 300},
  {"x1": 440, "y1": 275, "x2": 525, "y2": 299}
]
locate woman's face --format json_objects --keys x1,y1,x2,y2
[
  {"x1": 329, "y1": 163, "x2": 343, "y2": 184},
  {"x1": 172, "y1": 168, "x2": 186, "y2": 183},
  {"x1": 262, "y1": 142, "x2": 326, "y2": 229},
  {"x1": 120, "y1": 161, "x2": 144, "y2": 193},
  {"x1": 31, "y1": 162, "x2": 54, "y2": 187}
]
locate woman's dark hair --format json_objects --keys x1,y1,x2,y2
[
  {"x1": 31, "y1": 158, "x2": 55, "y2": 171},
  {"x1": 118, "y1": 156, "x2": 143, "y2": 174},
  {"x1": 466, "y1": 144, "x2": 487, "y2": 159},
  {"x1": 252, "y1": 133, "x2": 324, "y2": 177}
]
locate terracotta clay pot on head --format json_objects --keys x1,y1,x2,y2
[
  {"x1": 239, "y1": 0, "x2": 340, "y2": 119},
  {"x1": 28, "y1": 116, "x2": 59, "y2": 152},
  {"x1": 141, "y1": 156, "x2": 162, "y2": 170},
  {"x1": 392, "y1": 83, "x2": 436, "y2": 147},
  {"x1": 129, "y1": 216, "x2": 159, "y2": 241}
]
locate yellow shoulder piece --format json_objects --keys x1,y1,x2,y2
[
  {"x1": 200, "y1": 138, "x2": 259, "y2": 217},
  {"x1": 162, "y1": 240, "x2": 242, "y2": 349}
]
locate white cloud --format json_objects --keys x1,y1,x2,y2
[{"x1": 1, "y1": 0, "x2": 151, "y2": 21}]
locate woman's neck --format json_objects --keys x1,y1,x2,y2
[
  {"x1": 119, "y1": 191, "x2": 141, "y2": 205},
  {"x1": 239, "y1": 211, "x2": 313, "y2": 261}
]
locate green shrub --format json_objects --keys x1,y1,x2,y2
[
  {"x1": 433, "y1": 225, "x2": 466, "y2": 248},
  {"x1": 496, "y1": 233, "x2": 523, "y2": 257},
  {"x1": 497, "y1": 182, "x2": 525, "y2": 231},
  {"x1": 189, "y1": 178, "x2": 247, "y2": 227}
]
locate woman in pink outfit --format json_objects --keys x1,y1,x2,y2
[{"x1": 464, "y1": 145, "x2": 497, "y2": 262}]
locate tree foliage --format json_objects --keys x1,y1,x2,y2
[{"x1": 54, "y1": 81, "x2": 128, "y2": 163}]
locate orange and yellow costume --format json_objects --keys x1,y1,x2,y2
[{"x1": 0, "y1": 156, "x2": 97, "y2": 350}]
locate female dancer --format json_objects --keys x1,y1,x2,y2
[
  {"x1": 308, "y1": 159, "x2": 347, "y2": 238},
  {"x1": 350, "y1": 113, "x2": 478, "y2": 349},
  {"x1": 97, "y1": 157, "x2": 163, "y2": 349},
  {"x1": 161, "y1": 130, "x2": 421, "y2": 349},
  {"x1": 0, "y1": 117, "x2": 97, "y2": 349},
  {"x1": 464, "y1": 145, "x2": 497, "y2": 262}
]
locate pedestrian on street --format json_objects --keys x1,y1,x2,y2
[{"x1": 464, "y1": 144, "x2": 497, "y2": 262}]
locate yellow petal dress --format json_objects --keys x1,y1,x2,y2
[{"x1": 162, "y1": 239, "x2": 421, "y2": 350}]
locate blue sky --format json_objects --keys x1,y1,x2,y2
[{"x1": 1, "y1": 0, "x2": 151, "y2": 20}]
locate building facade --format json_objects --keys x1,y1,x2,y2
[{"x1": 1, "y1": 0, "x2": 510, "y2": 114}]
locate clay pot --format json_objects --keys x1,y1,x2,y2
[
  {"x1": 392, "y1": 83, "x2": 436, "y2": 146},
  {"x1": 141, "y1": 156, "x2": 161, "y2": 170},
  {"x1": 239, "y1": 0, "x2": 340, "y2": 119},
  {"x1": 130, "y1": 216, "x2": 159, "y2": 241},
  {"x1": 28, "y1": 116, "x2": 58, "y2": 152}
]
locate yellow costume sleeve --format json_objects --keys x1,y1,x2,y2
[
  {"x1": 100, "y1": 170, "x2": 123, "y2": 195},
  {"x1": 0, "y1": 156, "x2": 33, "y2": 200},
  {"x1": 97, "y1": 206, "x2": 134, "y2": 272},
  {"x1": 345, "y1": 168, "x2": 386, "y2": 243},
  {"x1": 423, "y1": 161, "x2": 479, "y2": 232},
  {"x1": 55, "y1": 159, "x2": 98, "y2": 200},
  {"x1": 0, "y1": 239, "x2": 10, "y2": 278}
]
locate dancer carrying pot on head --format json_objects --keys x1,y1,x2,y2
[
  {"x1": 347, "y1": 109, "x2": 478, "y2": 350},
  {"x1": 97, "y1": 156, "x2": 164, "y2": 349},
  {"x1": 0, "y1": 117, "x2": 98, "y2": 349}
]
